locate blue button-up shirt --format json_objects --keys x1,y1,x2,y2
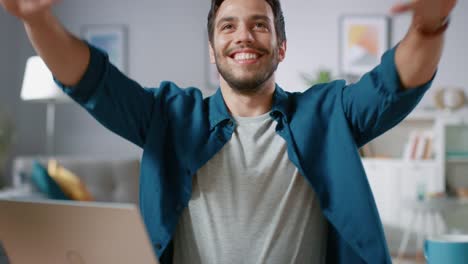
[{"x1": 56, "y1": 43, "x2": 432, "y2": 263}]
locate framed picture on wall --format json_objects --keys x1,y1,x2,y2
[
  {"x1": 339, "y1": 15, "x2": 390, "y2": 78},
  {"x1": 82, "y1": 25, "x2": 127, "y2": 73}
]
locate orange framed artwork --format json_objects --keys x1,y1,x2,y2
[{"x1": 339, "y1": 15, "x2": 390, "y2": 78}]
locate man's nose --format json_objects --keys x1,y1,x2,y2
[{"x1": 234, "y1": 25, "x2": 254, "y2": 45}]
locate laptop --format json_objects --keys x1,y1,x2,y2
[{"x1": 0, "y1": 199, "x2": 159, "y2": 264}]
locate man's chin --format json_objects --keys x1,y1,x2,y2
[
  {"x1": 226, "y1": 79, "x2": 266, "y2": 94},
  {"x1": 218, "y1": 65, "x2": 277, "y2": 94}
]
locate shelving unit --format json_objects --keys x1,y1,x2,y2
[
  {"x1": 361, "y1": 108, "x2": 468, "y2": 255},
  {"x1": 362, "y1": 108, "x2": 468, "y2": 228}
]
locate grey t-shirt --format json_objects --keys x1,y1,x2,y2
[{"x1": 173, "y1": 112, "x2": 327, "y2": 264}]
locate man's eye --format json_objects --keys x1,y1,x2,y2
[
  {"x1": 255, "y1": 23, "x2": 267, "y2": 29},
  {"x1": 222, "y1": 24, "x2": 234, "y2": 30}
]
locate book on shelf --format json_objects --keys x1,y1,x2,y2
[
  {"x1": 359, "y1": 143, "x2": 374, "y2": 158},
  {"x1": 422, "y1": 131, "x2": 434, "y2": 160},
  {"x1": 403, "y1": 130, "x2": 434, "y2": 160}
]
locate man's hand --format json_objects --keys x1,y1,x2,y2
[
  {"x1": 392, "y1": 0, "x2": 458, "y2": 89},
  {"x1": 390, "y1": 0, "x2": 457, "y2": 33},
  {"x1": 0, "y1": 0, "x2": 60, "y2": 22},
  {"x1": 0, "y1": 0, "x2": 89, "y2": 86}
]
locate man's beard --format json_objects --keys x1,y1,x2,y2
[{"x1": 214, "y1": 46, "x2": 280, "y2": 95}]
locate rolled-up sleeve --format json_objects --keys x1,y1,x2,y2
[
  {"x1": 54, "y1": 43, "x2": 157, "y2": 148},
  {"x1": 341, "y1": 44, "x2": 435, "y2": 147}
]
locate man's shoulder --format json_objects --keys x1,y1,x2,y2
[
  {"x1": 280, "y1": 80, "x2": 348, "y2": 123},
  {"x1": 288, "y1": 79, "x2": 346, "y2": 104},
  {"x1": 301, "y1": 80, "x2": 346, "y2": 96},
  {"x1": 145, "y1": 81, "x2": 204, "y2": 99}
]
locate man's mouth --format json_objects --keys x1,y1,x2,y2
[{"x1": 228, "y1": 49, "x2": 263, "y2": 64}]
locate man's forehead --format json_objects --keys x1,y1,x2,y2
[{"x1": 215, "y1": 0, "x2": 274, "y2": 22}]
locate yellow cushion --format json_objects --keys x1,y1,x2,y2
[{"x1": 47, "y1": 159, "x2": 94, "y2": 201}]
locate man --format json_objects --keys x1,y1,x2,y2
[{"x1": 0, "y1": 0, "x2": 457, "y2": 263}]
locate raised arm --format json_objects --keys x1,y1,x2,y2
[
  {"x1": 0, "y1": 0, "x2": 89, "y2": 86},
  {"x1": 341, "y1": 1, "x2": 458, "y2": 147},
  {"x1": 0, "y1": 0, "x2": 166, "y2": 148},
  {"x1": 392, "y1": 0, "x2": 457, "y2": 88}
]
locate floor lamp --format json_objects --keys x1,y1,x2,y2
[{"x1": 21, "y1": 56, "x2": 70, "y2": 156}]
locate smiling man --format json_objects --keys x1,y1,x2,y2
[
  {"x1": 0, "y1": 0, "x2": 458, "y2": 263},
  {"x1": 209, "y1": 0, "x2": 285, "y2": 98}
]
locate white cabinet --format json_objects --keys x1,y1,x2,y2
[
  {"x1": 363, "y1": 159, "x2": 441, "y2": 228},
  {"x1": 363, "y1": 159, "x2": 401, "y2": 227}
]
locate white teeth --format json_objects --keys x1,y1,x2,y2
[{"x1": 234, "y1": 53, "x2": 258, "y2": 61}]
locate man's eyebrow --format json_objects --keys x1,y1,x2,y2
[
  {"x1": 216, "y1": 15, "x2": 272, "y2": 27},
  {"x1": 217, "y1": 16, "x2": 237, "y2": 27},
  {"x1": 250, "y1": 15, "x2": 271, "y2": 22}
]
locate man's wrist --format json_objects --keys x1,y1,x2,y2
[
  {"x1": 415, "y1": 16, "x2": 450, "y2": 37},
  {"x1": 22, "y1": 9, "x2": 54, "y2": 28}
]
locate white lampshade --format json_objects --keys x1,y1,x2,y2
[{"x1": 20, "y1": 56, "x2": 70, "y2": 102}]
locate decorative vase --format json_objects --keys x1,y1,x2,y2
[{"x1": 434, "y1": 87, "x2": 466, "y2": 110}]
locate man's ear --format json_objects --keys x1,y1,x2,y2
[
  {"x1": 209, "y1": 42, "x2": 216, "y2": 64},
  {"x1": 278, "y1": 41, "x2": 287, "y2": 62}
]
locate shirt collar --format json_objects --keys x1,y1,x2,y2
[
  {"x1": 208, "y1": 84, "x2": 290, "y2": 130},
  {"x1": 270, "y1": 84, "x2": 290, "y2": 123},
  {"x1": 208, "y1": 88, "x2": 232, "y2": 130}
]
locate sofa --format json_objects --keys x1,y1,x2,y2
[{"x1": 2, "y1": 156, "x2": 140, "y2": 204}]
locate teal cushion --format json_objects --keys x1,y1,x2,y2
[{"x1": 30, "y1": 161, "x2": 70, "y2": 200}]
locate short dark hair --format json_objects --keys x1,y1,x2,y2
[{"x1": 207, "y1": 0, "x2": 286, "y2": 45}]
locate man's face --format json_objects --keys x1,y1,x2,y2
[{"x1": 209, "y1": 0, "x2": 286, "y2": 94}]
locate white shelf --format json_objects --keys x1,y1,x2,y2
[
  {"x1": 456, "y1": 198, "x2": 468, "y2": 205},
  {"x1": 405, "y1": 108, "x2": 468, "y2": 121},
  {"x1": 446, "y1": 158, "x2": 468, "y2": 163},
  {"x1": 405, "y1": 110, "x2": 438, "y2": 121},
  {"x1": 362, "y1": 157, "x2": 436, "y2": 165}
]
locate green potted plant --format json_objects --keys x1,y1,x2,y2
[{"x1": 301, "y1": 68, "x2": 333, "y2": 87}]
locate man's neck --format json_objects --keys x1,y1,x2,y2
[{"x1": 220, "y1": 79, "x2": 276, "y2": 117}]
